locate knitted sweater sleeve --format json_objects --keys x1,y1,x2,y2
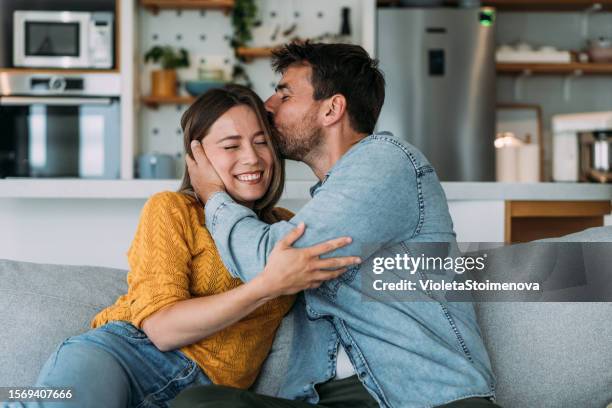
[{"x1": 126, "y1": 192, "x2": 193, "y2": 328}]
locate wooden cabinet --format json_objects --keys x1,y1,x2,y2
[
  {"x1": 505, "y1": 200, "x2": 612, "y2": 243},
  {"x1": 481, "y1": 0, "x2": 612, "y2": 11},
  {"x1": 140, "y1": 0, "x2": 234, "y2": 14}
]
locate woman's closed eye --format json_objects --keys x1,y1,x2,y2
[
  {"x1": 223, "y1": 145, "x2": 239, "y2": 150},
  {"x1": 253, "y1": 136, "x2": 268, "y2": 146}
]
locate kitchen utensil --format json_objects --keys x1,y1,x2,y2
[{"x1": 579, "y1": 131, "x2": 611, "y2": 183}]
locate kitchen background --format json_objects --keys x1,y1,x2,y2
[{"x1": 0, "y1": 0, "x2": 610, "y2": 269}]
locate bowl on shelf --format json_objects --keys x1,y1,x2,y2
[
  {"x1": 588, "y1": 37, "x2": 612, "y2": 63},
  {"x1": 185, "y1": 80, "x2": 226, "y2": 97}
]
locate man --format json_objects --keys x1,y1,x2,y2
[{"x1": 175, "y1": 42, "x2": 498, "y2": 408}]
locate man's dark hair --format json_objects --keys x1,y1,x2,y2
[{"x1": 271, "y1": 41, "x2": 385, "y2": 135}]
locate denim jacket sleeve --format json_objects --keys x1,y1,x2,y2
[{"x1": 204, "y1": 139, "x2": 421, "y2": 283}]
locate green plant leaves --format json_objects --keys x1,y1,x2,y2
[{"x1": 144, "y1": 45, "x2": 190, "y2": 70}]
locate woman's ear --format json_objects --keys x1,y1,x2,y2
[{"x1": 322, "y1": 94, "x2": 347, "y2": 127}]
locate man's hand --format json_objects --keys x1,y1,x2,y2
[
  {"x1": 254, "y1": 223, "x2": 361, "y2": 298},
  {"x1": 186, "y1": 140, "x2": 226, "y2": 202}
]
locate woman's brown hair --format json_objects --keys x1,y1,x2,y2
[{"x1": 178, "y1": 84, "x2": 285, "y2": 223}]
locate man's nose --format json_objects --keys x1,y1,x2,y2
[{"x1": 264, "y1": 95, "x2": 278, "y2": 114}]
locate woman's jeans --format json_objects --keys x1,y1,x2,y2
[{"x1": 6, "y1": 321, "x2": 211, "y2": 408}]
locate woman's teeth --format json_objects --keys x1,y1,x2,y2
[{"x1": 236, "y1": 172, "x2": 262, "y2": 182}]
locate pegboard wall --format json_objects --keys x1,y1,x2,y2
[{"x1": 137, "y1": 0, "x2": 370, "y2": 178}]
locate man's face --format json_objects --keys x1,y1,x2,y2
[{"x1": 265, "y1": 64, "x2": 324, "y2": 161}]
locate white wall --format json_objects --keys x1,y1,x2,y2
[{"x1": 1, "y1": 198, "x2": 144, "y2": 269}]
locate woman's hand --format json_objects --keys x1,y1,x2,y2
[{"x1": 255, "y1": 223, "x2": 361, "y2": 298}]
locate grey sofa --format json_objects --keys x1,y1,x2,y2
[{"x1": 1, "y1": 227, "x2": 612, "y2": 408}]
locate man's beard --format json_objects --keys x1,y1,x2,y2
[{"x1": 275, "y1": 108, "x2": 324, "y2": 162}]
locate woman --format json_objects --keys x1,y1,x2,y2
[{"x1": 30, "y1": 85, "x2": 359, "y2": 408}]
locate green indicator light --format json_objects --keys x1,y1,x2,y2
[{"x1": 479, "y1": 8, "x2": 496, "y2": 27}]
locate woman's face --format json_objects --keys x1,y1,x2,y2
[{"x1": 200, "y1": 105, "x2": 274, "y2": 206}]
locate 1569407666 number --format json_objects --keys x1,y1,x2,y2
[{"x1": 1, "y1": 387, "x2": 74, "y2": 402}]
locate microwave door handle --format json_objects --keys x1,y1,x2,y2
[{"x1": 0, "y1": 97, "x2": 112, "y2": 106}]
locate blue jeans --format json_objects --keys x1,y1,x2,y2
[{"x1": 4, "y1": 321, "x2": 211, "y2": 408}]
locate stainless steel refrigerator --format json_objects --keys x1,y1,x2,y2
[{"x1": 376, "y1": 7, "x2": 496, "y2": 181}]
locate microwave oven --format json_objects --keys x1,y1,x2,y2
[{"x1": 13, "y1": 11, "x2": 113, "y2": 69}]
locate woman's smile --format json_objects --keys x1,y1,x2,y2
[{"x1": 235, "y1": 171, "x2": 264, "y2": 184}]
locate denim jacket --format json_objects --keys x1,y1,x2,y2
[{"x1": 204, "y1": 132, "x2": 496, "y2": 408}]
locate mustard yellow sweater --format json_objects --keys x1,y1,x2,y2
[{"x1": 91, "y1": 191, "x2": 295, "y2": 389}]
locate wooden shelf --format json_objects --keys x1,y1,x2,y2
[
  {"x1": 377, "y1": 0, "x2": 612, "y2": 10},
  {"x1": 497, "y1": 62, "x2": 612, "y2": 75},
  {"x1": 482, "y1": 0, "x2": 612, "y2": 11},
  {"x1": 140, "y1": 0, "x2": 234, "y2": 14},
  {"x1": 142, "y1": 95, "x2": 194, "y2": 108},
  {"x1": 236, "y1": 47, "x2": 277, "y2": 61}
]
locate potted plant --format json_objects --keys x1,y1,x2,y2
[
  {"x1": 230, "y1": 0, "x2": 257, "y2": 87},
  {"x1": 144, "y1": 46, "x2": 189, "y2": 97}
]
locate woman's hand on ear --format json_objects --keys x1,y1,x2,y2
[
  {"x1": 186, "y1": 140, "x2": 225, "y2": 202},
  {"x1": 255, "y1": 223, "x2": 361, "y2": 298}
]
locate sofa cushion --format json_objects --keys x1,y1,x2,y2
[
  {"x1": 476, "y1": 302, "x2": 612, "y2": 408},
  {"x1": 0, "y1": 259, "x2": 127, "y2": 387},
  {"x1": 475, "y1": 226, "x2": 612, "y2": 408}
]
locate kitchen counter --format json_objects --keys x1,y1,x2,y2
[
  {"x1": 0, "y1": 179, "x2": 610, "y2": 201},
  {"x1": 441, "y1": 182, "x2": 611, "y2": 201},
  {"x1": 0, "y1": 179, "x2": 315, "y2": 200}
]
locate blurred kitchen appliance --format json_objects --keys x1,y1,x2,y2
[
  {"x1": 552, "y1": 111, "x2": 612, "y2": 182},
  {"x1": 13, "y1": 11, "x2": 113, "y2": 69},
  {"x1": 377, "y1": 7, "x2": 496, "y2": 181},
  {"x1": 579, "y1": 131, "x2": 611, "y2": 183},
  {"x1": 0, "y1": 72, "x2": 121, "y2": 178}
]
